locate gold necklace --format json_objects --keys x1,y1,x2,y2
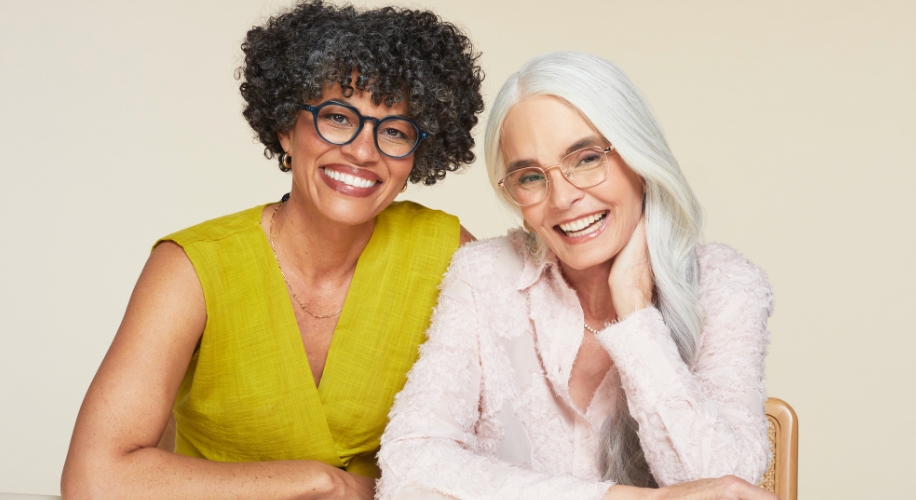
[{"x1": 268, "y1": 202, "x2": 343, "y2": 319}]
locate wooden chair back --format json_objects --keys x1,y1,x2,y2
[{"x1": 758, "y1": 397, "x2": 798, "y2": 500}]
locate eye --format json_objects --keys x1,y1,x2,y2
[
  {"x1": 379, "y1": 126, "x2": 409, "y2": 141},
  {"x1": 317, "y1": 107, "x2": 357, "y2": 129},
  {"x1": 328, "y1": 114, "x2": 349, "y2": 124},
  {"x1": 516, "y1": 169, "x2": 546, "y2": 187},
  {"x1": 573, "y1": 152, "x2": 602, "y2": 168},
  {"x1": 377, "y1": 119, "x2": 418, "y2": 145},
  {"x1": 321, "y1": 113, "x2": 351, "y2": 126}
]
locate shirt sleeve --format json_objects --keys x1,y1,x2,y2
[
  {"x1": 595, "y1": 245, "x2": 774, "y2": 486},
  {"x1": 377, "y1": 245, "x2": 613, "y2": 500}
]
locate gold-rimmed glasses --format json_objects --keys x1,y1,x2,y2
[{"x1": 497, "y1": 145, "x2": 615, "y2": 206}]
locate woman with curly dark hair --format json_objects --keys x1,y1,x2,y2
[{"x1": 61, "y1": 2, "x2": 483, "y2": 499}]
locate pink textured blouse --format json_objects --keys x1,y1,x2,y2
[{"x1": 377, "y1": 232, "x2": 774, "y2": 500}]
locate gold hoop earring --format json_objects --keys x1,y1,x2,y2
[
  {"x1": 281, "y1": 153, "x2": 292, "y2": 170},
  {"x1": 401, "y1": 181, "x2": 409, "y2": 193}
]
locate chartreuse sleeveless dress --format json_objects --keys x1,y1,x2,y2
[{"x1": 156, "y1": 201, "x2": 459, "y2": 477}]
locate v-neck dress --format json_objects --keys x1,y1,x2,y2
[{"x1": 156, "y1": 201, "x2": 459, "y2": 477}]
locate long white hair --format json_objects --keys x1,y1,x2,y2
[{"x1": 484, "y1": 52, "x2": 704, "y2": 486}]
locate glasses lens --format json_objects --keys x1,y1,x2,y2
[
  {"x1": 563, "y1": 147, "x2": 608, "y2": 188},
  {"x1": 505, "y1": 168, "x2": 548, "y2": 206},
  {"x1": 315, "y1": 104, "x2": 360, "y2": 144},
  {"x1": 376, "y1": 118, "x2": 420, "y2": 157}
]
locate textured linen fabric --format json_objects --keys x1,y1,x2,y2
[
  {"x1": 378, "y1": 231, "x2": 773, "y2": 499},
  {"x1": 157, "y1": 200, "x2": 459, "y2": 477}
]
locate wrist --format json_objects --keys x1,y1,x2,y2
[
  {"x1": 613, "y1": 295, "x2": 651, "y2": 320},
  {"x1": 299, "y1": 461, "x2": 340, "y2": 498},
  {"x1": 604, "y1": 484, "x2": 656, "y2": 500}
]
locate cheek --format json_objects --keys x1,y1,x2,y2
[
  {"x1": 519, "y1": 206, "x2": 543, "y2": 228},
  {"x1": 521, "y1": 207, "x2": 559, "y2": 244},
  {"x1": 612, "y1": 191, "x2": 643, "y2": 231},
  {"x1": 623, "y1": 192, "x2": 643, "y2": 220},
  {"x1": 605, "y1": 171, "x2": 644, "y2": 217},
  {"x1": 390, "y1": 159, "x2": 414, "y2": 182},
  {"x1": 611, "y1": 196, "x2": 644, "y2": 250}
]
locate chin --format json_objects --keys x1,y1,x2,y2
[
  {"x1": 540, "y1": 237, "x2": 612, "y2": 270},
  {"x1": 556, "y1": 249, "x2": 615, "y2": 271},
  {"x1": 301, "y1": 188, "x2": 385, "y2": 225}
]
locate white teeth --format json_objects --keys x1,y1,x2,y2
[
  {"x1": 558, "y1": 212, "x2": 607, "y2": 234},
  {"x1": 566, "y1": 220, "x2": 603, "y2": 238},
  {"x1": 323, "y1": 169, "x2": 377, "y2": 188}
]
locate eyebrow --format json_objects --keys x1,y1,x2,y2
[
  {"x1": 315, "y1": 98, "x2": 411, "y2": 120},
  {"x1": 505, "y1": 135, "x2": 604, "y2": 173}
]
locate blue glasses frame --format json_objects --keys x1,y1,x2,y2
[{"x1": 298, "y1": 100, "x2": 429, "y2": 159}]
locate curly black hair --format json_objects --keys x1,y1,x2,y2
[{"x1": 238, "y1": 0, "x2": 485, "y2": 185}]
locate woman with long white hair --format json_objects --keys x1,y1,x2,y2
[{"x1": 377, "y1": 52, "x2": 778, "y2": 500}]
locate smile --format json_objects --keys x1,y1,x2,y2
[
  {"x1": 557, "y1": 211, "x2": 608, "y2": 237},
  {"x1": 321, "y1": 168, "x2": 379, "y2": 189}
]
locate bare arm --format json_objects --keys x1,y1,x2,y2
[{"x1": 61, "y1": 242, "x2": 373, "y2": 500}]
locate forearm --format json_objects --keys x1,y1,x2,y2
[
  {"x1": 379, "y1": 436, "x2": 609, "y2": 500},
  {"x1": 604, "y1": 484, "x2": 649, "y2": 500},
  {"x1": 597, "y1": 308, "x2": 768, "y2": 484},
  {"x1": 603, "y1": 476, "x2": 779, "y2": 500},
  {"x1": 61, "y1": 447, "x2": 348, "y2": 500}
]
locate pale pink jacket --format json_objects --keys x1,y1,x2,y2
[{"x1": 377, "y1": 232, "x2": 773, "y2": 500}]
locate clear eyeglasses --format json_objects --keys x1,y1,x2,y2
[
  {"x1": 498, "y1": 145, "x2": 615, "y2": 206},
  {"x1": 298, "y1": 100, "x2": 429, "y2": 158}
]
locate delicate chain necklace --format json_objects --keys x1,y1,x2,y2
[
  {"x1": 268, "y1": 202, "x2": 343, "y2": 320},
  {"x1": 583, "y1": 323, "x2": 601, "y2": 335}
]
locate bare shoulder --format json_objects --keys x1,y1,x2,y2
[
  {"x1": 148, "y1": 240, "x2": 198, "y2": 281},
  {"x1": 100, "y1": 240, "x2": 206, "y2": 386},
  {"x1": 147, "y1": 240, "x2": 200, "y2": 289},
  {"x1": 124, "y1": 240, "x2": 207, "y2": 347}
]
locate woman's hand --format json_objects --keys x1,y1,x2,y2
[
  {"x1": 608, "y1": 216, "x2": 653, "y2": 319},
  {"x1": 605, "y1": 476, "x2": 779, "y2": 500}
]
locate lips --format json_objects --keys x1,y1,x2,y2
[
  {"x1": 556, "y1": 210, "x2": 608, "y2": 237},
  {"x1": 321, "y1": 166, "x2": 380, "y2": 188},
  {"x1": 318, "y1": 165, "x2": 383, "y2": 198}
]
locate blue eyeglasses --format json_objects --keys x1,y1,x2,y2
[{"x1": 298, "y1": 100, "x2": 429, "y2": 158}]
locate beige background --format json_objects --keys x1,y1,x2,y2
[{"x1": 1, "y1": 0, "x2": 914, "y2": 497}]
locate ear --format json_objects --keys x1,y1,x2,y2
[{"x1": 277, "y1": 130, "x2": 292, "y2": 155}]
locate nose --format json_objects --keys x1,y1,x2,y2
[
  {"x1": 340, "y1": 121, "x2": 381, "y2": 164},
  {"x1": 545, "y1": 167, "x2": 583, "y2": 210}
]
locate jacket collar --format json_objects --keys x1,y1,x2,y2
[
  {"x1": 514, "y1": 231, "x2": 559, "y2": 292},
  {"x1": 511, "y1": 230, "x2": 586, "y2": 415}
]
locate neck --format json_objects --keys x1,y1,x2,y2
[
  {"x1": 559, "y1": 259, "x2": 616, "y2": 326},
  {"x1": 270, "y1": 196, "x2": 375, "y2": 284}
]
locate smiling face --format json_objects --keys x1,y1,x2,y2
[
  {"x1": 500, "y1": 95, "x2": 645, "y2": 271},
  {"x1": 277, "y1": 84, "x2": 415, "y2": 227}
]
